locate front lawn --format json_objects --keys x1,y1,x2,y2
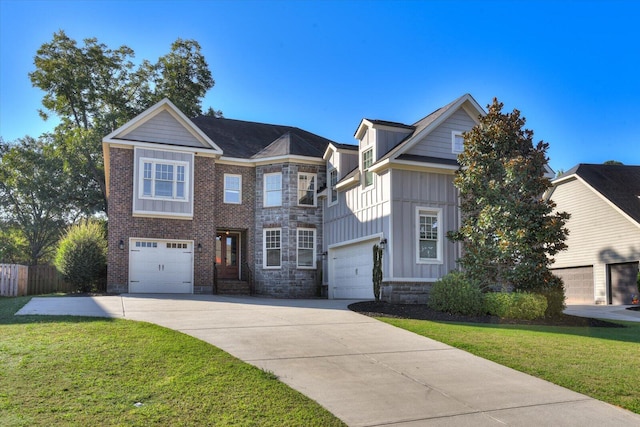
[
  {"x1": 0, "y1": 296, "x2": 345, "y2": 426},
  {"x1": 378, "y1": 316, "x2": 640, "y2": 414}
]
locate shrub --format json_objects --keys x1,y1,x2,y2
[
  {"x1": 427, "y1": 272, "x2": 484, "y2": 316},
  {"x1": 483, "y1": 292, "x2": 547, "y2": 320},
  {"x1": 54, "y1": 221, "x2": 107, "y2": 293},
  {"x1": 539, "y1": 286, "x2": 567, "y2": 318}
]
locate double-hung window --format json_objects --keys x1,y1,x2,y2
[
  {"x1": 264, "y1": 172, "x2": 282, "y2": 207},
  {"x1": 452, "y1": 131, "x2": 464, "y2": 154},
  {"x1": 329, "y1": 168, "x2": 338, "y2": 205},
  {"x1": 140, "y1": 158, "x2": 189, "y2": 201},
  {"x1": 416, "y1": 207, "x2": 443, "y2": 263},
  {"x1": 224, "y1": 174, "x2": 242, "y2": 204},
  {"x1": 297, "y1": 172, "x2": 316, "y2": 206},
  {"x1": 263, "y1": 228, "x2": 281, "y2": 268},
  {"x1": 297, "y1": 228, "x2": 315, "y2": 269},
  {"x1": 362, "y1": 148, "x2": 373, "y2": 187}
]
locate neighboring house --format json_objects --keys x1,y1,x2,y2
[
  {"x1": 103, "y1": 99, "x2": 331, "y2": 297},
  {"x1": 547, "y1": 164, "x2": 640, "y2": 305},
  {"x1": 321, "y1": 93, "x2": 485, "y2": 303}
]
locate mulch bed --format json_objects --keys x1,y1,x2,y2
[{"x1": 348, "y1": 301, "x2": 623, "y2": 328}]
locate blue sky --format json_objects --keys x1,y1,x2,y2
[{"x1": 1, "y1": 0, "x2": 639, "y2": 172}]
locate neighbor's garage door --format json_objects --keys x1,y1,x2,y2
[
  {"x1": 129, "y1": 239, "x2": 193, "y2": 293},
  {"x1": 329, "y1": 239, "x2": 376, "y2": 299},
  {"x1": 552, "y1": 266, "x2": 594, "y2": 304},
  {"x1": 608, "y1": 262, "x2": 639, "y2": 305}
]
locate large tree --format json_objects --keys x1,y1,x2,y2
[
  {"x1": 0, "y1": 137, "x2": 78, "y2": 264},
  {"x1": 29, "y1": 31, "x2": 218, "y2": 213},
  {"x1": 448, "y1": 99, "x2": 570, "y2": 293}
]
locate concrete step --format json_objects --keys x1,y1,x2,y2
[{"x1": 216, "y1": 280, "x2": 251, "y2": 295}]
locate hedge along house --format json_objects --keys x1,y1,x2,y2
[{"x1": 103, "y1": 99, "x2": 332, "y2": 297}]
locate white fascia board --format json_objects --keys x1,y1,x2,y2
[
  {"x1": 216, "y1": 154, "x2": 324, "y2": 167},
  {"x1": 335, "y1": 174, "x2": 359, "y2": 190},
  {"x1": 323, "y1": 143, "x2": 357, "y2": 160},
  {"x1": 354, "y1": 119, "x2": 374, "y2": 140},
  {"x1": 369, "y1": 158, "x2": 458, "y2": 175},
  {"x1": 327, "y1": 233, "x2": 383, "y2": 250},
  {"x1": 103, "y1": 140, "x2": 220, "y2": 158}
]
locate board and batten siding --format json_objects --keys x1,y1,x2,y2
[
  {"x1": 133, "y1": 148, "x2": 194, "y2": 217},
  {"x1": 390, "y1": 169, "x2": 459, "y2": 280},
  {"x1": 125, "y1": 110, "x2": 207, "y2": 148},
  {"x1": 551, "y1": 177, "x2": 640, "y2": 303},
  {"x1": 376, "y1": 128, "x2": 412, "y2": 159},
  {"x1": 406, "y1": 109, "x2": 476, "y2": 160}
]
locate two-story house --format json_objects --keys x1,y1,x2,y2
[{"x1": 103, "y1": 99, "x2": 330, "y2": 297}]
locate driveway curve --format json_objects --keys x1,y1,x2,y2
[{"x1": 17, "y1": 294, "x2": 640, "y2": 426}]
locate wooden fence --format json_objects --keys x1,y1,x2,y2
[
  {"x1": 0, "y1": 264, "x2": 73, "y2": 296},
  {"x1": 0, "y1": 264, "x2": 28, "y2": 296}
]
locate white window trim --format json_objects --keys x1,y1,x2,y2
[
  {"x1": 263, "y1": 228, "x2": 282, "y2": 269},
  {"x1": 452, "y1": 131, "x2": 464, "y2": 154},
  {"x1": 297, "y1": 172, "x2": 317, "y2": 207},
  {"x1": 224, "y1": 173, "x2": 242, "y2": 204},
  {"x1": 138, "y1": 157, "x2": 190, "y2": 202},
  {"x1": 415, "y1": 206, "x2": 443, "y2": 264},
  {"x1": 263, "y1": 172, "x2": 282, "y2": 207},
  {"x1": 297, "y1": 228, "x2": 316, "y2": 269},
  {"x1": 328, "y1": 168, "x2": 338, "y2": 206},
  {"x1": 362, "y1": 148, "x2": 374, "y2": 188}
]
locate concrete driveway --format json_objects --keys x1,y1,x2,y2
[{"x1": 17, "y1": 295, "x2": 640, "y2": 426}]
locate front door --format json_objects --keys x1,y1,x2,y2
[{"x1": 216, "y1": 233, "x2": 239, "y2": 279}]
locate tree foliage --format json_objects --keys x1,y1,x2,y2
[
  {"x1": 448, "y1": 99, "x2": 570, "y2": 293},
  {"x1": 54, "y1": 221, "x2": 107, "y2": 292},
  {"x1": 28, "y1": 30, "x2": 218, "y2": 214}
]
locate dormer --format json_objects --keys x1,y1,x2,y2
[{"x1": 323, "y1": 142, "x2": 358, "y2": 205}]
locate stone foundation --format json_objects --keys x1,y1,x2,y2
[{"x1": 381, "y1": 282, "x2": 434, "y2": 304}]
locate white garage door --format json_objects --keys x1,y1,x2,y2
[
  {"x1": 329, "y1": 239, "x2": 376, "y2": 299},
  {"x1": 129, "y1": 239, "x2": 193, "y2": 293}
]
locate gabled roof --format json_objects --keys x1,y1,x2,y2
[
  {"x1": 556, "y1": 164, "x2": 640, "y2": 225},
  {"x1": 190, "y1": 116, "x2": 335, "y2": 160}
]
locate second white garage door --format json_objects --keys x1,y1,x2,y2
[
  {"x1": 329, "y1": 239, "x2": 377, "y2": 300},
  {"x1": 129, "y1": 239, "x2": 193, "y2": 293}
]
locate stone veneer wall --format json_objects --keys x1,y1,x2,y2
[
  {"x1": 106, "y1": 147, "x2": 217, "y2": 294},
  {"x1": 254, "y1": 162, "x2": 325, "y2": 297},
  {"x1": 380, "y1": 282, "x2": 433, "y2": 304}
]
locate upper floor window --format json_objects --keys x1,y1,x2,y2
[
  {"x1": 264, "y1": 172, "x2": 282, "y2": 207},
  {"x1": 452, "y1": 131, "x2": 464, "y2": 154},
  {"x1": 263, "y1": 228, "x2": 281, "y2": 268},
  {"x1": 297, "y1": 172, "x2": 317, "y2": 206},
  {"x1": 416, "y1": 207, "x2": 443, "y2": 264},
  {"x1": 224, "y1": 174, "x2": 242, "y2": 204},
  {"x1": 297, "y1": 228, "x2": 316, "y2": 269},
  {"x1": 362, "y1": 148, "x2": 373, "y2": 187},
  {"x1": 329, "y1": 168, "x2": 338, "y2": 205},
  {"x1": 140, "y1": 158, "x2": 189, "y2": 201}
]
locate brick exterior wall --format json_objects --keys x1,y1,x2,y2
[
  {"x1": 107, "y1": 147, "x2": 216, "y2": 294},
  {"x1": 253, "y1": 162, "x2": 326, "y2": 297}
]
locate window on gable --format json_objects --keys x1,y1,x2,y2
[
  {"x1": 140, "y1": 158, "x2": 188, "y2": 201},
  {"x1": 329, "y1": 168, "x2": 338, "y2": 205},
  {"x1": 362, "y1": 148, "x2": 373, "y2": 187},
  {"x1": 224, "y1": 174, "x2": 242, "y2": 204},
  {"x1": 297, "y1": 228, "x2": 315, "y2": 269},
  {"x1": 264, "y1": 172, "x2": 282, "y2": 207},
  {"x1": 264, "y1": 228, "x2": 281, "y2": 268},
  {"x1": 297, "y1": 172, "x2": 316, "y2": 206},
  {"x1": 416, "y1": 207, "x2": 443, "y2": 264},
  {"x1": 452, "y1": 131, "x2": 464, "y2": 154}
]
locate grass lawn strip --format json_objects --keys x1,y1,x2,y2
[
  {"x1": 0, "y1": 296, "x2": 345, "y2": 427},
  {"x1": 378, "y1": 317, "x2": 640, "y2": 414}
]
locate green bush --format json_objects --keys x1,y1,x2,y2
[
  {"x1": 54, "y1": 221, "x2": 107, "y2": 293},
  {"x1": 484, "y1": 292, "x2": 547, "y2": 320},
  {"x1": 539, "y1": 286, "x2": 567, "y2": 318},
  {"x1": 427, "y1": 272, "x2": 485, "y2": 316}
]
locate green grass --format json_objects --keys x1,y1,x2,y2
[
  {"x1": 0, "y1": 296, "x2": 345, "y2": 426},
  {"x1": 379, "y1": 316, "x2": 640, "y2": 414}
]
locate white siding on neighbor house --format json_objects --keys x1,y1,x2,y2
[
  {"x1": 125, "y1": 110, "x2": 207, "y2": 148},
  {"x1": 551, "y1": 178, "x2": 640, "y2": 303},
  {"x1": 406, "y1": 109, "x2": 477, "y2": 160},
  {"x1": 133, "y1": 148, "x2": 194, "y2": 217},
  {"x1": 390, "y1": 169, "x2": 459, "y2": 281}
]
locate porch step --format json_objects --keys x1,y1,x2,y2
[{"x1": 216, "y1": 280, "x2": 251, "y2": 295}]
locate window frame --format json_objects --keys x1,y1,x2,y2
[
  {"x1": 362, "y1": 148, "x2": 374, "y2": 187},
  {"x1": 415, "y1": 206, "x2": 443, "y2": 264},
  {"x1": 138, "y1": 157, "x2": 190, "y2": 202},
  {"x1": 224, "y1": 173, "x2": 242, "y2": 204},
  {"x1": 296, "y1": 228, "x2": 316, "y2": 269},
  {"x1": 263, "y1": 228, "x2": 282, "y2": 269},
  {"x1": 297, "y1": 172, "x2": 317, "y2": 207},
  {"x1": 328, "y1": 168, "x2": 338, "y2": 206},
  {"x1": 452, "y1": 131, "x2": 464, "y2": 154},
  {"x1": 263, "y1": 172, "x2": 282, "y2": 207}
]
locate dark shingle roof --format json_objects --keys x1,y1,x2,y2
[
  {"x1": 568, "y1": 164, "x2": 640, "y2": 224},
  {"x1": 190, "y1": 116, "x2": 336, "y2": 159}
]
